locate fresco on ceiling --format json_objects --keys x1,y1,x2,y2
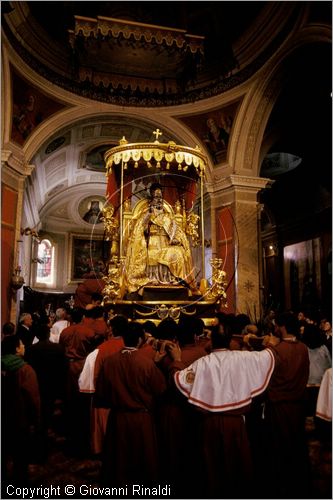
[
  {"x1": 11, "y1": 69, "x2": 66, "y2": 146},
  {"x1": 78, "y1": 196, "x2": 105, "y2": 225},
  {"x1": 45, "y1": 136, "x2": 67, "y2": 155},
  {"x1": 261, "y1": 152, "x2": 303, "y2": 178},
  {"x1": 179, "y1": 100, "x2": 241, "y2": 165},
  {"x1": 83, "y1": 145, "x2": 113, "y2": 171}
]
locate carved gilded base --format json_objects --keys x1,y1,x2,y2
[
  {"x1": 103, "y1": 297, "x2": 220, "y2": 324},
  {"x1": 140, "y1": 285, "x2": 189, "y2": 301}
]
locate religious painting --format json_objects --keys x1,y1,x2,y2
[
  {"x1": 179, "y1": 100, "x2": 241, "y2": 165},
  {"x1": 78, "y1": 196, "x2": 105, "y2": 225},
  {"x1": 10, "y1": 68, "x2": 66, "y2": 146},
  {"x1": 43, "y1": 132, "x2": 71, "y2": 158},
  {"x1": 69, "y1": 234, "x2": 110, "y2": 282}
]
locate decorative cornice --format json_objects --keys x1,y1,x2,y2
[
  {"x1": 41, "y1": 215, "x2": 105, "y2": 234},
  {"x1": 208, "y1": 174, "x2": 274, "y2": 193},
  {"x1": 69, "y1": 15, "x2": 204, "y2": 54},
  {"x1": 39, "y1": 183, "x2": 106, "y2": 220},
  {"x1": 1, "y1": 165, "x2": 22, "y2": 191},
  {"x1": 1, "y1": 149, "x2": 13, "y2": 164}
]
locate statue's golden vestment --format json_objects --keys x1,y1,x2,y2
[{"x1": 124, "y1": 205, "x2": 196, "y2": 293}]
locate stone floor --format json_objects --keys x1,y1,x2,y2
[
  {"x1": 305, "y1": 416, "x2": 332, "y2": 499},
  {"x1": 2, "y1": 413, "x2": 331, "y2": 499}
]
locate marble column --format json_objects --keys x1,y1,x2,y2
[
  {"x1": 210, "y1": 175, "x2": 272, "y2": 319},
  {"x1": 1, "y1": 149, "x2": 35, "y2": 323}
]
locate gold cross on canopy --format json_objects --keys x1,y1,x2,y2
[{"x1": 153, "y1": 129, "x2": 163, "y2": 141}]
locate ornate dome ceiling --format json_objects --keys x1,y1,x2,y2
[{"x1": 2, "y1": 1, "x2": 311, "y2": 106}]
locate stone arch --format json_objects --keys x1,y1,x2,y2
[
  {"x1": 232, "y1": 25, "x2": 331, "y2": 178},
  {"x1": 17, "y1": 106, "x2": 214, "y2": 181},
  {"x1": 3, "y1": 36, "x2": 216, "y2": 184}
]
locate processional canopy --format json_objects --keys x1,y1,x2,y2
[
  {"x1": 104, "y1": 129, "x2": 207, "y2": 177},
  {"x1": 102, "y1": 130, "x2": 227, "y2": 308}
]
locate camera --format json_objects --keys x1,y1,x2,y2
[{"x1": 153, "y1": 339, "x2": 175, "y2": 353}]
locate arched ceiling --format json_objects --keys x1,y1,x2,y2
[
  {"x1": 24, "y1": 117, "x2": 179, "y2": 232},
  {"x1": 260, "y1": 42, "x2": 332, "y2": 231},
  {"x1": 3, "y1": 1, "x2": 331, "y2": 238}
]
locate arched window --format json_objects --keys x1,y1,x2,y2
[{"x1": 36, "y1": 239, "x2": 55, "y2": 285}]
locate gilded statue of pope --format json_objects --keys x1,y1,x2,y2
[{"x1": 124, "y1": 183, "x2": 197, "y2": 294}]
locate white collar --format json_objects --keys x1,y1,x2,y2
[{"x1": 121, "y1": 347, "x2": 138, "y2": 353}]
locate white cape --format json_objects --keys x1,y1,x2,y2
[
  {"x1": 174, "y1": 348, "x2": 275, "y2": 412},
  {"x1": 78, "y1": 348, "x2": 99, "y2": 393},
  {"x1": 316, "y1": 367, "x2": 332, "y2": 421}
]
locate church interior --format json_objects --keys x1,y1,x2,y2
[{"x1": 1, "y1": 1, "x2": 332, "y2": 498}]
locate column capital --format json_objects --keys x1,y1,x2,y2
[
  {"x1": 207, "y1": 174, "x2": 274, "y2": 207},
  {"x1": 208, "y1": 174, "x2": 273, "y2": 192},
  {"x1": 2, "y1": 149, "x2": 35, "y2": 177}
]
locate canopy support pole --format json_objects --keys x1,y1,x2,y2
[
  {"x1": 200, "y1": 170, "x2": 205, "y2": 279},
  {"x1": 119, "y1": 159, "x2": 124, "y2": 258}
]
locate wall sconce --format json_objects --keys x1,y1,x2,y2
[
  {"x1": 65, "y1": 295, "x2": 75, "y2": 309},
  {"x1": 31, "y1": 258, "x2": 44, "y2": 264},
  {"x1": 21, "y1": 227, "x2": 40, "y2": 243},
  {"x1": 266, "y1": 243, "x2": 278, "y2": 257},
  {"x1": 11, "y1": 266, "x2": 25, "y2": 291}
]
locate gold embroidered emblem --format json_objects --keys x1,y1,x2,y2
[{"x1": 185, "y1": 370, "x2": 195, "y2": 384}]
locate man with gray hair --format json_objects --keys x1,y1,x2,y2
[
  {"x1": 17, "y1": 312, "x2": 34, "y2": 347},
  {"x1": 50, "y1": 308, "x2": 69, "y2": 343}
]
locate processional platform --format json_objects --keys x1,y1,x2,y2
[
  {"x1": 134, "y1": 285, "x2": 190, "y2": 301},
  {"x1": 101, "y1": 130, "x2": 228, "y2": 323},
  {"x1": 104, "y1": 285, "x2": 221, "y2": 324}
]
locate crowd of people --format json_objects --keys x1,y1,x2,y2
[{"x1": 1, "y1": 297, "x2": 332, "y2": 498}]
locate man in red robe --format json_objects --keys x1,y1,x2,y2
[
  {"x1": 155, "y1": 315, "x2": 208, "y2": 497},
  {"x1": 168, "y1": 320, "x2": 275, "y2": 498},
  {"x1": 78, "y1": 315, "x2": 127, "y2": 455},
  {"x1": 95, "y1": 321, "x2": 167, "y2": 487},
  {"x1": 74, "y1": 277, "x2": 104, "y2": 309},
  {"x1": 264, "y1": 311, "x2": 310, "y2": 498},
  {"x1": 1, "y1": 335, "x2": 40, "y2": 485},
  {"x1": 60, "y1": 307, "x2": 105, "y2": 456}
]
